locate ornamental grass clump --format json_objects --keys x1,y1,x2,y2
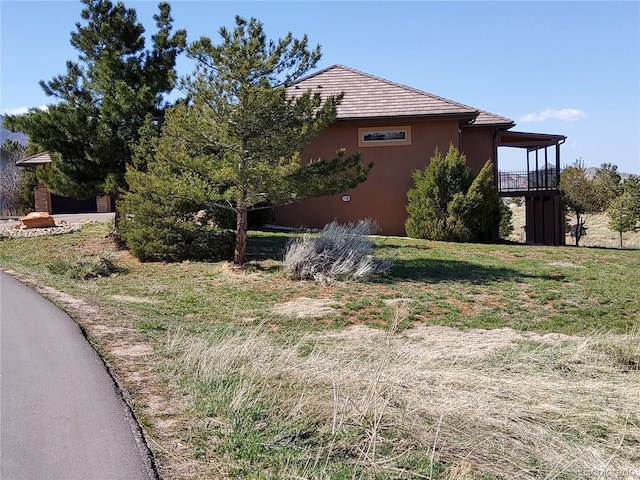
[
  {"x1": 283, "y1": 219, "x2": 393, "y2": 284},
  {"x1": 46, "y1": 252, "x2": 121, "y2": 280}
]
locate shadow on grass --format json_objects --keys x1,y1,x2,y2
[
  {"x1": 247, "y1": 232, "x2": 291, "y2": 261},
  {"x1": 247, "y1": 231, "x2": 553, "y2": 284},
  {"x1": 388, "y1": 257, "x2": 536, "y2": 284}
]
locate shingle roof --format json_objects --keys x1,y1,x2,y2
[
  {"x1": 472, "y1": 109, "x2": 514, "y2": 127},
  {"x1": 286, "y1": 65, "x2": 514, "y2": 127}
]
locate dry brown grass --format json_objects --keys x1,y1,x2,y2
[
  {"x1": 567, "y1": 212, "x2": 640, "y2": 248},
  {"x1": 272, "y1": 297, "x2": 340, "y2": 318},
  {"x1": 164, "y1": 305, "x2": 640, "y2": 478}
]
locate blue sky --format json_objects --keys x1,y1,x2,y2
[{"x1": 1, "y1": 1, "x2": 639, "y2": 174}]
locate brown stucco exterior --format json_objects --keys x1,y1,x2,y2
[
  {"x1": 275, "y1": 119, "x2": 501, "y2": 236},
  {"x1": 274, "y1": 65, "x2": 566, "y2": 244},
  {"x1": 460, "y1": 127, "x2": 498, "y2": 175}
]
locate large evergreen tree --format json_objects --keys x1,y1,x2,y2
[
  {"x1": 117, "y1": 117, "x2": 236, "y2": 262},
  {"x1": 121, "y1": 16, "x2": 371, "y2": 265},
  {"x1": 5, "y1": 0, "x2": 186, "y2": 200}
]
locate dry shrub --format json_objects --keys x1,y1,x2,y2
[{"x1": 282, "y1": 219, "x2": 394, "y2": 284}]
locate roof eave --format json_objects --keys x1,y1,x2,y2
[
  {"x1": 462, "y1": 121, "x2": 516, "y2": 129},
  {"x1": 498, "y1": 130, "x2": 567, "y2": 148}
]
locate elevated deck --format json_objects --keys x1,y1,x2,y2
[
  {"x1": 498, "y1": 168, "x2": 559, "y2": 197},
  {"x1": 495, "y1": 130, "x2": 566, "y2": 245}
]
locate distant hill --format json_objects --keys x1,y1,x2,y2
[
  {"x1": 584, "y1": 166, "x2": 635, "y2": 181},
  {"x1": 0, "y1": 115, "x2": 29, "y2": 146}
]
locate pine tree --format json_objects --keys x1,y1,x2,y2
[
  {"x1": 559, "y1": 160, "x2": 599, "y2": 246},
  {"x1": 5, "y1": 0, "x2": 186, "y2": 200},
  {"x1": 122, "y1": 16, "x2": 371, "y2": 265},
  {"x1": 592, "y1": 163, "x2": 622, "y2": 212},
  {"x1": 607, "y1": 177, "x2": 640, "y2": 248},
  {"x1": 622, "y1": 175, "x2": 640, "y2": 221},
  {"x1": 118, "y1": 117, "x2": 235, "y2": 261}
]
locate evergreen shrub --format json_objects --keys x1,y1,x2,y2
[
  {"x1": 118, "y1": 166, "x2": 235, "y2": 262},
  {"x1": 120, "y1": 215, "x2": 235, "y2": 262},
  {"x1": 405, "y1": 145, "x2": 503, "y2": 243}
]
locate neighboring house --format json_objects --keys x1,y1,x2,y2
[
  {"x1": 15, "y1": 152, "x2": 113, "y2": 214},
  {"x1": 274, "y1": 65, "x2": 566, "y2": 245}
]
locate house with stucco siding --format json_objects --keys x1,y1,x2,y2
[{"x1": 274, "y1": 65, "x2": 566, "y2": 245}]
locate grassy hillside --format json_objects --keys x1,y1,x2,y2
[
  {"x1": 508, "y1": 203, "x2": 640, "y2": 248},
  {"x1": 1, "y1": 223, "x2": 638, "y2": 479}
]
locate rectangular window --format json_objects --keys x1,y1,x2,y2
[{"x1": 358, "y1": 126, "x2": 411, "y2": 147}]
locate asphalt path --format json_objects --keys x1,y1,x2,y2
[{"x1": 0, "y1": 271, "x2": 155, "y2": 480}]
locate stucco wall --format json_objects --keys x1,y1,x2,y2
[
  {"x1": 274, "y1": 118, "x2": 466, "y2": 236},
  {"x1": 460, "y1": 127, "x2": 496, "y2": 174}
]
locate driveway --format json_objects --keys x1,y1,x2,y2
[
  {"x1": 0, "y1": 212, "x2": 115, "y2": 229},
  {"x1": 0, "y1": 271, "x2": 155, "y2": 480}
]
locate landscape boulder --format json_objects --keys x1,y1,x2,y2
[{"x1": 19, "y1": 212, "x2": 57, "y2": 229}]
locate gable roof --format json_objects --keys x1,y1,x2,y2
[{"x1": 286, "y1": 65, "x2": 514, "y2": 127}]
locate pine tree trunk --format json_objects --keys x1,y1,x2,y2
[
  {"x1": 110, "y1": 195, "x2": 125, "y2": 249},
  {"x1": 619, "y1": 231, "x2": 623, "y2": 249},
  {"x1": 234, "y1": 207, "x2": 248, "y2": 266},
  {"x1": 574, "y1": 213, "x2": 581, "y2": 246},
  {"x1": 113, "y1": 204, "x2": 120, "y2": 233}
]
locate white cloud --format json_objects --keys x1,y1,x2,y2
[
  {"x1": 519, "y1": 108, "x2": 588, "y2": 122},
  {"x1": 2, "y1": 105, "x2": 47, "y2": 116}
]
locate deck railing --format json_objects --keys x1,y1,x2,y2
[{"x1": 498, "y1": 169, "x2": 559, "y2": 193}]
